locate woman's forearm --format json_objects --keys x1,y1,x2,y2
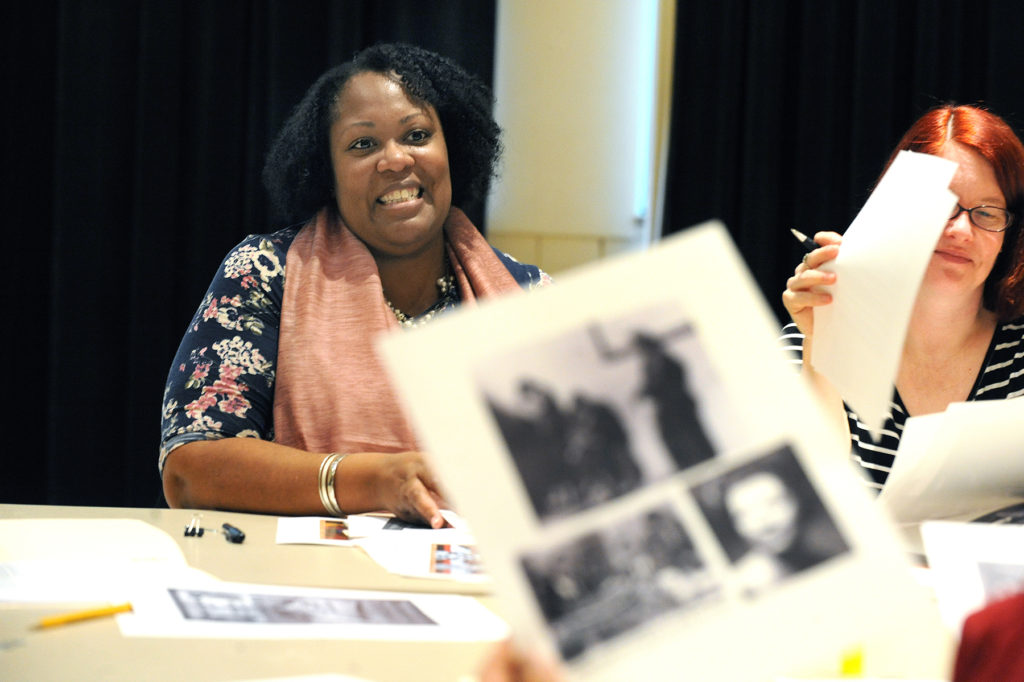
[
  {"x1": 162, "y1": 438, "x2": 330, "y2": 513},
  {"x1": 162, "y1": 438, "x2": 444, "y2": 525}
]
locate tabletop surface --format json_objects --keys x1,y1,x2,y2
[{"x1": 0, "y1": 504, "x2": 497, "y2": 682}]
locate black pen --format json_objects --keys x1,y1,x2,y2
[{"x1": 790, "y1": 228, "x2": 818, "y2": 253}]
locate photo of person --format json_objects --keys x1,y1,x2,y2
[
  {"x1": 476, "y1": 302, "x2": 736, "y2": 521},
  {"x1": 691, "y1": 444, "x2": 849, "y2": 598},
  {"x1": 519, "y1": 505, "x2": 719, "y2": 661},
  {"x1": 592, "y1": 326, "x2": 715, "y2": 471}
]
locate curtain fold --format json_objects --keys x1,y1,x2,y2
[
  {"x1": 4, "y1": 0, "x2": 496, "y2": 507},
  {"x1": 663, "y1": 0, "x2": 1024, "y2": 325}
]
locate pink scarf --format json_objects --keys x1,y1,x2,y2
[{"x1": 272, "y1": 206, "x2": 521, "y2": 454}]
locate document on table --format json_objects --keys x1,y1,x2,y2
[
  {"x1": 117, "y1": 580, "x2": 508, "y2": 641},
  {"x1": 275, "y1": 510, "x2": 471, "y2": 546},
  {"x1": 275, "y1": 512, "x2": 489, "y2": 582},
  {"x1": 237, "y1": 677, "x2": 375, "y2": 682},
  {"x1": 921, "y1": 520, "x2": 1024, "y2": 632},
  {"x1": 0, "y1": 518, "x2": 214, "y2": 604},
  {"x1": 380, "y1": 221, "x2": 949, "y2": 681},
  {"x1": 811, "y1": 150, "x2": 959, "y2": 436},
  {"x1": 879, "y1": 396, "x2": 1024, "y2": 528}
]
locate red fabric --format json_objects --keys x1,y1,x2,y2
[{"x1": 953, "y1": 591, "x2": 1024, "y2": 682}]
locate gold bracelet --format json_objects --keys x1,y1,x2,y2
[
  {"x1": 318, "y1": 452, "x2": 346, "y2": 517},
  {"x1": 325, "y1": 453, "x2": 347, "y2": 517}
]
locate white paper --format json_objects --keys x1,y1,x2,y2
[
  {"x1": 355, "y1": 536, "x2": 488, "y2": 583},
  {"x1": 117, "y1": 580, "x2": 508, "y2": 642},
  {"x1": 274, "y1": 512, "x2": 488, "y2": 582},
  {"x1": 236, "y1": 677, "x2": 376, "y2": 682},
  {"x1": 812, "y1": 150, "x2": 959, "y2": 435},
  {"x1": 921, "y1": 521, "x2": 1024, "y2": 633},
  {"x1": 880, "y1": 396, "x2": 1024, "y2": 527},
  {"x1": 275, "y1": 510, "x2": 471, "y2": 545},
  {"x1": 778, "y1": 675, "x2": 937, "y2": 679},
  {"x1": 0, "y1": 518, "x2": 187, "y2": 563},
  {"x1": 275, "y1": 517, "x2": 360, "y2": 546},
  {"x1": 0, "y1": 559, "x2": 213, "y2": 604},
  {"x1": 0, "y1": 518, "x2": 213, "y2": 604},
  {"x1": 379, "y1": 222, "x2": 949, "y2": 681}
]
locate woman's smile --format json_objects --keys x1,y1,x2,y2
[
  {"x1": 377, "y1": 186, "x2": 424, "y2": 206},
  {"x1": 329, "y1": 71, "x2": 452, "y2": 258}
]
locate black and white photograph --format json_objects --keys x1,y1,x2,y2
[
  {"x1": 168, "y1": 588, "x2": 436, "y2": 625},
  {"x1": 519, "y1": 505, "x2": 720, "y2": 661},
  {"x1": 972, "y1": 502, "x2": 1024, "y2": 524},
  {"x1": 476, "y1": 302, "x2": 738, "y2": 521},
  {"x1": 690, "y1": 444, "x2": 850, "y2": 598}
]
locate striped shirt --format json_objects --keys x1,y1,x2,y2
[{"x1": 779, "y1": 317, "x2": 1024, "y2": 491}]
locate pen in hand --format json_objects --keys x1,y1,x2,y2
[{"x1": 791, "y1": 228, "x2": 818, "y2": 254}]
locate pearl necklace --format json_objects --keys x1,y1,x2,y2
[{"x1": 385, "y1": 273, "x2": 457, "y2": 328}]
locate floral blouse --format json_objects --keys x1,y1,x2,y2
[{"x1": 160, "y1": 226, "x2": 550, "y2": 472}]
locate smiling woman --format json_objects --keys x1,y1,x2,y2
[
  {"x1": 780, "y1": 104, "x2": 1024, "y2": 491},
  {"x1": 158, "y1": 43, "x2": 550, "y2": 524},
  {"x1": 328, "y1": 72, "x2": 453, "y2": 285}
]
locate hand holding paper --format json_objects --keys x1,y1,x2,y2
[{"x1": 810, "y1": 150, "x2": 958, "y2": 435}]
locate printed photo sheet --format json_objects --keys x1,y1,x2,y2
[{"x1": 380, "y1": 222, "x2": 949, "y2": 681}]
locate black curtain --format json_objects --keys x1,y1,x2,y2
[
  {"x1": 663, "y1": 0, "x2": 1024, "y2": 324},
  {"x1": 4, "y1": 1, "x2": 496, "y2": 508}
]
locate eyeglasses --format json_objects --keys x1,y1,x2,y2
[{"x1": 948, "y1": 204, "x2": 1013, "y2": 232}]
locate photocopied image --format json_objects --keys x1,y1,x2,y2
[
  {"x1": 477, "y1": 302, "x2": 734, "y2": 521},
  {"x1": 168, "y1": 588, "x2": 436, "y2": 625},
  {"x1": 690, "y1": 444, "x2": 850, "y2": 597},
  {"x1": 380, "y1": 222, "x2": 950, "y2": 680},
  {"x1": 430, "y1": 543, "x2": 482, "y2": 577},
  {"x1": 519, "y1": 505, "x2": 719, "y2": 661}
]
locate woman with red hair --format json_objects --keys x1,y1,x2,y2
[{"x1": 781, "y1": 104, "x2": 1024, "y2": 491}]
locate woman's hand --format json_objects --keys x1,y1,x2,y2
[
  {"x1": 781, "y1": 231, "x2": 842, "y2": 337},
  {"x1": 479, "y1": 641, "x2": 565, "y2": 682},
  {"x1": 364, "y1": 451, "x2": 449, "y2": 528}
]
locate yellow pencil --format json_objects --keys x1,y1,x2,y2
[{"x1": 34, "y1": 602, "x2": 133, "y2": 629}]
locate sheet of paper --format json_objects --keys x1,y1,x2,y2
[
  {"x1": 275, "y1": 510, "x2": 471, "y2": 546},
  {"x1": 355, "y1": 536, "x2": 489, "y2": 583},
  {"x1": 921, "y1": 521, "x2": 1024, "y2": 633},
  {"x1": 275, "y1": 517, "x2": 359, "y2": 546},
  {"x1": 811, "y1": 150, "x2": 958, "y2": 435},
  {"x1": 379, "y1": 221, "x2": 949, "y2": 681},
  {"x1": 880, "y1": 396, "x2": 1024, "y2": 528},
  {"x1": 117, "y1": 580, "x2": 508, "y2": 642},
  {"x1": 0, "y1": 559, "x2": 213, "y2": 604},
  {"x1": 778, "y1": 675, "x2": 937, "y2": 679},
  {"x1": 237, "y1": 677, "x2": 375, "y2": 682},
  {"x1": 0, "y1": 518, "x2": 213, "y2": 604},
  {"x1": 0, "y1": 518, "x2": 187, "y2": 563}
]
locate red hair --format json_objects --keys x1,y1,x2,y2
[{"x1": 881, "y1": 104, "x2": 1024, "y2": 320}]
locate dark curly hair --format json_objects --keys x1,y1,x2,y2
[{"x1": 262, "y1": 42, "x2": 502, "y2": 225}]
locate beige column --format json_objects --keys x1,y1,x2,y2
[{"x1": 487, "y1": 0, "x2": 676, "y2": 274}]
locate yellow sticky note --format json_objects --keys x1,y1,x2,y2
[{"x1": 839, "y1": 647, "x2": 864, "y2": 677}]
